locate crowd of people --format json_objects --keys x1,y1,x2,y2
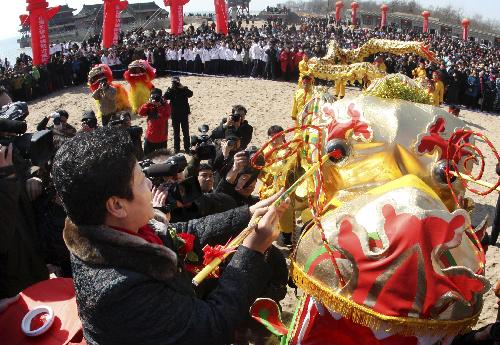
[{"x1": 2, "y1": 16, "x2": 500, "y2": 112}]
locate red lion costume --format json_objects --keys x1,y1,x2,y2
[
  {"x1": 123, "y1": 60, "x2": 156, "y2": 113},
  {"x1": 88, "y1": 64, "x2": 130, "y2": 121}
]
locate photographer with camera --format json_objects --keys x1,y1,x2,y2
[
  {"x1": 52, "y1": 126, "x2": 290, "y2": 345},
  {"x1": 143, "y1": 152, "x2": 238, "y2": 223},
  {"x1": 185, "y1": 124, "x2": 217, "y2": 180},
  {"x1": 215, "y1": 149, "x2": 260, "y2": 207},
  {"x1": 80, "y1": 110, "x2": 99, "y2": 133},
  {"x1": 36, "y1": 110, "x2": 76, "y2": 151},
  {"x1": 92, "y1": 77, "x2": 119, "y2": 126},
  {"x1": 211, "y1": 129, "x2": 242, "y2": 186},
  {"x1": 109, "y1": 111, "x2": 145, "y2": 160},
  {"x1": 138, "y1": 88, "x2": 171, "y2": 156},
  {"x1": 0, "y1": 141, "x2": 49, "y2": 302},
  {"x1": 210, "y1": 105, "x2": 253, "y2": 150},
  {"x1": 163, "y1": 76, "x2": 193, "y2": 153}
]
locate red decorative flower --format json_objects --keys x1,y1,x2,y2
[
  {"x1": 415, "y1": 117, "x2": 473, "y2": 163},
  {"x1": 327, "y1": 103, "x2": 373, "y2": 142},
  {"x1": 177, "y1": 233, "x2": 195, "y2": 256}
]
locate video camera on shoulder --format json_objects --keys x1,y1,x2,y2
[
  {"x1": 190, "y1": 124, "x2": 216, "y2": 160},
  {"x1": 0, "y1": 103, "x2": 54, "y2": 167}
]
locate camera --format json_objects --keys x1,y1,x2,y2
[
  {"x1": 0, "y1": 118, "x2": 54, "y2": 167},
  {"x1": 53, "y1": 114, "x2": 61, "y2": 126},
  {"x1": 82, "y1": 117, "x2": 98, "y2": 129},
  {"x1": 0, "y1": 102, "x2": 29, "y2": 121},
  {"x1": 243, "y1": 145, "x2": 259, "y2": 159},
  {"x1": 230, "y1": 114, "x2": 241, "y2": 122},
  {"x1": 161, "y1": 177, "x2": 202, "y2": 213},
  {"x1": 140, "y1": 155, "x2": 200, "y2": 213},
  {"x1": 151, "y1": 94, "x2": 163, "y2": 103},
  {"x1": 140, "y1": 154, "x2": 188, "y2": 186},
  {"x1": 190, "y1": 124, "x2": 216, "y2": 160}
]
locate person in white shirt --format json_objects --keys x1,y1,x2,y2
[
  {"x1": 178, "y1": 46, "x2": 186, "y2": 72},
  {"x1": 101, "y1": 53, "x2": 109, "y2": 66},
  {"x1": 193, "y1": 43, "x2": 203, "y2": 74},
  {"x1": 218, "y1": 42, "x2": 227, "y2": 75},
  {"x1": 167, "y1": 46, "x2": 178, "y2": 71},
  {"x1": 209, "y1": 44, "x2": 220, "y2": 75},
  {"x1": 233, "y1": 43, "x2": 245, "y2": 77},
  {"x1": 250, "y1": 38, "x2": 263, "y2": 78},
  {"x1": 225, "y1": 43, "x2": 235, "y2": 76},
  {"x1": 185, "y1": 43, "x2": 195, "y2": 73},
  {"x1": 201, "y1": 43, "x2": 211, "y2": 74}
]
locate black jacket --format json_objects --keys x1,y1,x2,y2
[
  {"x1": 65, "y1": 206, "x2": 273, "y2": 345},
  {"x1": 210, "y1": 120, "x2": 254, "y2": 151},
  {"x1": 0, "y1": 174, "x2": 49, "y2": 299},
  {"x1": 170, "y1": 192, "x2": 238, "y2": 223},
  {"x1": 163, "y1": 85, "x2": 193, "y2": 119}
]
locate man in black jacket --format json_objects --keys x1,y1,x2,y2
[
  {"x1": 163, "y1": 76, "x2": 193, "y2": 153},
  {"x1": 52, "y1": 127, "x2": 289, "y2": 345}
]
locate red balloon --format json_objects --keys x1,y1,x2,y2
[
  {"x1": 164, "y1": 0, "x2": 190, "y2": 36},
  {"x1": 20, "y1": 0, "x2": 60, "y2": 66},
  {"x1": 351, "y1": 2, "x2": 359, "y2": 26},
  {"x1": 214, "y1": 0, "x2": 228, "y2": 35},
  {"x1": 462, "y1": 18, "x2": 470, "y2": 41},
  {"x1": 380, "y1": 4, "x2": 389, "y2": 28},
  {"x1": 421, "y1": 10, "x2": 430, "y2": 33},
  {"x1": 102, "y1": 0, "x2": 128, "y2": 49},
  {"x1": 335, "y1": 1, "x2": 344, "y2": 23}
]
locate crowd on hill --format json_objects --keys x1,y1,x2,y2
[{"x1": 1, "y1": 16, "x2": 500, "y2": 112}]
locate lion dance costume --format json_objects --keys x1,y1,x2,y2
[
  {"x1": 245, "y1": 40, "x2": 497, "y2": 345},
  {"x1": 124, "y1": 59, "x2": 156, "y2": 113},
  {"x1": 87, "y1": 64, "x2": 130, "y2": 121}
]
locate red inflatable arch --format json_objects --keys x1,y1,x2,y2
[
  {"x1": 20, "y1": 0, "x2": 61, "y2": 66},
  {"x1": 163, "y1": 0, "x2": 228, "y2": 36}
]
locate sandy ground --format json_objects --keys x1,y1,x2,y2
[{"x1": 25, "y1": 75, "x2": 500, "y2": 332}]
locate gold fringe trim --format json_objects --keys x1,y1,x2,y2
[{"x1": 291, "y1": 261, "x2": 479, "y2": 337}]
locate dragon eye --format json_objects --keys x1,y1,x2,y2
[
  {"x1": 326, "y1": 139, "x2": 350, "y2": 164},
  {"x1": 432, "y1": 160, "x2": 457, "y2": 185}
]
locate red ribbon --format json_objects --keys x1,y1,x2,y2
[{"x1": 202, "y1": 239, "x2": 236, "y2": 266}]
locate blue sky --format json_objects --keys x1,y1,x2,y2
[{"x1": 1, "y1": 0, "x2": 499, "y2": 40}]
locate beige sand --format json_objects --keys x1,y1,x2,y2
[{"x1": 25, "y1": 75, "x2": 499, "y2": 330}]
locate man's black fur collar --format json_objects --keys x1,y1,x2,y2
[{"x1": 63, "y1": 219, "x2": 177, "y2": 282}]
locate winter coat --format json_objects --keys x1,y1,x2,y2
[
  {"x1": 163, "y1": 85, "x2": 193, "y2": 119},
  {"x1": 65, "y1": 206, "x2": 273, "y2": 345},
  {"x1": 0, "y1": 174, "x2": 49, "y2": 299}
]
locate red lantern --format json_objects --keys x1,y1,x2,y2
[
  {"x1": 335, "y1": 1, "x2": 344, "y2": 23},
  {"x1": 164, "y1": 0, "x2": 190, "y2": 36},
  {"x1": 102, "y1": 0, "x2": 128, "y2": 49},
  {"x1": 19, "y1": 0, "x2": 60, "y2": 66},
  {"x1": 462, "y1": 18, "x2": 470, "y2": 41},
  {"x1": 421, "y1": 10, "x2": 430, "y2": 33},
  {"x1": 380, "y1": 4, "x2": 389, "y2": 28},
  {"x1": 351, "y1": 2, "x2": 359, "y2": 26},
  {"x1": 214, "y1": 0, "x2": 228, "y2": 35}
]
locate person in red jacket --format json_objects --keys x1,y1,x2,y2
[
  {"x1": 293, "y1": 47, "x2": 304, "y2": 80},
  {"x1": 138, "y1": 88, "x2": 171, "y2": 156},
  {"x1": 279, "y1": 48, "x2": 291, "y2": 81}
]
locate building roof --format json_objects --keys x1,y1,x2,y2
[{"x1": 128, "y1": 2, "x2": 161, "y2": 11}]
